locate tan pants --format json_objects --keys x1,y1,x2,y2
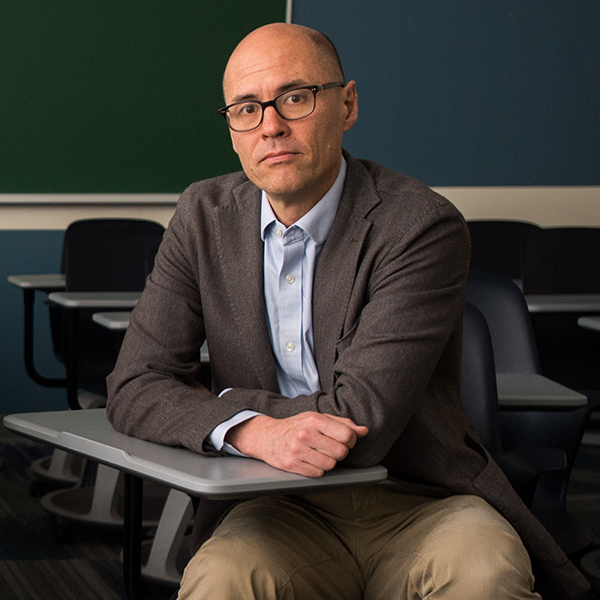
[{"x1": 178, "y1": 484, "x2": 541, "y2": 600}]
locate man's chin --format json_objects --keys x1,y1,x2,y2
[{"x1": 259, "y1": 174, "x2": 304, "y2": 199}]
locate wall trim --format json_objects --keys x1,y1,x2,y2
[
  {"x1": 0, "y1": 187, "x2": 598, "y2": 230},
  {"x1": 0, "y1": 193, "x2": 178, "y2": 205},
  {"x1": 434, "y1": 186, "x2": 600, "y2": 227}
]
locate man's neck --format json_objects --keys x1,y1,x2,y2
[{"x1": 266, "y1": 196, "x2": 320, "y2": 228}]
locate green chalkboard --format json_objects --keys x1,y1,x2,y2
[{"x1": 0, "y1": 1, "x2": 285, "y2": 193}]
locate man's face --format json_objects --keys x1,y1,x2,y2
[{"x1": 222, "y1": 27, "x2": 357, "y2": 209}]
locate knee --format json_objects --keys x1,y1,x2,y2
[
  {"x1": 418, "y1": 496, "x2": 537, "y2": 598},
  {"x1": 178, "y1": 534, "x2": 288, "y2": 600}
]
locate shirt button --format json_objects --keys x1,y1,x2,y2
[
  {"x1": 285, "y1": 342, "x2": 295, "y2": 352},
  {"x1": 275, "y1": 228, "x2": 283, "y2": 236},
  {"x1": 285, "y1": 274, "x2": 295, "y2": 284}
]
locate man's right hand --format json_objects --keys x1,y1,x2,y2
[{"x1": 224, "y1": 412, "x2": 368, "y2": 477}]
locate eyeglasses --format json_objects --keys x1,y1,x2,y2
[{"x1": 218, "y1": 82, "x2": 344, "y2": 132}]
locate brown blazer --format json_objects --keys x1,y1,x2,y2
[{"x1": 106, "y1": 153, "x2": 588, "y2": 599}]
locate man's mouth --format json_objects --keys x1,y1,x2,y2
[{"x1": 260, "y1": 151, "x2": 299, "y2": 164}]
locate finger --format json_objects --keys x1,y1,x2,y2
[
  {"x1": 277, "y1": 446, "x2": 334, "y2": 477},
  {"x1": 314, "y1": 415, "x2": 368, "y2": 447},
  {"x1": 324, "y1": 414, "x2": 369, "y2": 436},
  {"x1": 309, "y1": 433, "x2": 353, "y2": 462},
  {"x1": 285, "y1": 420, "x2": 348, "y2": 459}
]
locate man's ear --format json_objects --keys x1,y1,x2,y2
[{"x1": 342, "y1": 80, "x2": 358, "y2": 132}]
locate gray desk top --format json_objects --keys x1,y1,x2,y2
[
  {"x1": 578, "y1": 316, "x2": 600, "y2": 333},
  {"x1": 3, "y1": 410, "x2": 387, "y2": 500},
  {"x1": 526, "y1": 294, "x2": 600, "y2": 313},
  {"x1": 8, "y1": 273, "x2": 66, "y2": 290},
  {"x1": 496, "y1": 373, "x2": 587, "y2": 408},
  {"x1": 92, "y1": 311, "x2": 131, "y2": 330},
  {"x1": 48, "y1": 291, "x2": 141, "y2": 308}
]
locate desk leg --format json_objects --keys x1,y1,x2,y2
[
  {"x1": 123, "y1": 473, "x2": 145, "y2": 600},
  {"x1": 23, "y1": 289, "x2": 67, "y2": 387},
  {"x1": 63, "y1": 309, "x2": 81, "y2": 410}
]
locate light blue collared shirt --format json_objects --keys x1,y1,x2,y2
[{"x1": 210, "y1": 158, "x2": 347, "y2": 455}]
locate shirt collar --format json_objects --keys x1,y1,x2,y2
[{"x1": 260, "y1": 156, "x2": 346, "y2": 245}]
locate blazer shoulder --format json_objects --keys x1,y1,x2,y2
[
  {"x1": 176, "y1": 170, "x2": 255, "y2": 214},
  {"x1": 358, "y1": 158, "x2": 459, "y2": 215},
  {"x1": 347, "y1": 158, "x2": 467, "y2": 243}
]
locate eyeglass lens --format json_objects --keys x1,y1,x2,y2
[{"x1": 227, "y1": 88, "x2": 315, "y2": 131}]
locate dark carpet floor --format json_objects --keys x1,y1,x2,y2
[
  {"x1": 3, "y1": 418, "x2": 600, "y2": 599},
  {"x1": 0, "y1": 420, "x2": 181, "y2": 600}
]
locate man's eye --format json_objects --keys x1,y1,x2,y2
[
  {"x1": 231, "y1": 103, "x2": 258, "y2": 118},
  {"x1": 239, "y1": 104, "x2": 258, "y2": 115},
  {"x1": 283, "y1": 92, "x2": 309, "y2": 105}
]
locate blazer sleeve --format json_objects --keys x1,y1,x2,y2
[{"x1": 106, "y1": 183, "x2": 264, "y2": 454}]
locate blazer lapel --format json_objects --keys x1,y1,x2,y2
[
  {"x1": 313, "y1": 156, "x2": 381, "y2": 389},
  {"x1": 212, "y1": 180, "x2": 279, "y2": 393}
]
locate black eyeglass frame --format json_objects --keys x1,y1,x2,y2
[{"x1": 218, "y1": 81, "x2": 345, "y2": 132}]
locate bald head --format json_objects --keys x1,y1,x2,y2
[
  {"x1": 219, "y1": 22, "x2": 358, "y2": 224},
  {"x1": 223, "y1": 23, "x2": 344, "y2": 98}
]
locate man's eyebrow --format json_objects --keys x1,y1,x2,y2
[{"x1": 230, "y1": 80, "x2": 309, "y2": 104}]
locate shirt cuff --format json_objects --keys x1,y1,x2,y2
[{"x1": 209, "y1": 408, "x2": 262, "y2": 457}]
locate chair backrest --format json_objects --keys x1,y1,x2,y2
[
  {"x1": 467, "y1": 220, "x2": 540, "y2": 281},
  {"x1": 50, "y1": 219, "x2": 165, "y2": 397},
  {"x1": 461, "y1": 302, "x2": 503, "y2": 454},
  {"x1": 522, "y1": 227, "x2": 600, "y2": 294},
  {"x1": 61, "y1": 218, "x2": 165, "y2": 291},
  {"x1": 466, "y1": 271, "x2": 540, "y2": 374}
]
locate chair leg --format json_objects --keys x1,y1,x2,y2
[{"x1": 142, "y1": 489, "x2": 194, "y2": 584}]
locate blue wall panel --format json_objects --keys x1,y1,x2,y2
[
  {"x1": 293, "y1": 1, "x2": 600, "y2": 186},
  {"x1": 1, "y1": 231, "x2": 67, "y2": 414}
]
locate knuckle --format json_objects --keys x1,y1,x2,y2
[
  {"x1": 281, "y1": 457, "x2": 296, "y2": 471},
  {"x1": 340, "y1": 429, "x2": 353, "y2": 443},
  {"x1": 306, "y1": 413, "x2": 321, "y2": 426},
  {"x1": 335, "y1": 444, "x2": 350, "y2": 460},
  {"x1": 296, "y1": 427, "x2": 310, "y2": 442},
  {"x1": 323, "y1": 457, "x2": 337, "y2": 471}
]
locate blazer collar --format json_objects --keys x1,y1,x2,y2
[{"x1": 213, "y1": 179, "x2": 279, "y2": 392}]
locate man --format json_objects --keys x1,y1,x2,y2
[{"x1": 106, "y1": 23, "x2": 588, "y2": 600}]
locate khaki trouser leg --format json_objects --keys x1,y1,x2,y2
[
  {"x1": 360, "y1": 494, "x2": 540, "y2": 600},
  {"x1": 178, "y1": 486, "x2": 541, "y2": 600},
  {"x1": 177, "y1": 495, "x2": 364, "y2": 600}
]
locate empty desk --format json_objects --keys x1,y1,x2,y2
[
  {"x1": 526, "y1": 295, "x2": 600, "y2": 314},
  {"x1": 579, "y1": 317, "x2": 600, "y2": 333},
  {"x1": 497, "y1": 373, "x2": 588, "y2": 409}
]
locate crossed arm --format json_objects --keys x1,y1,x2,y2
[{"x1": 189, "y1": 380, "x2": 368, "y2": 477}]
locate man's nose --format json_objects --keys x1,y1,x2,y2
[{"x1": 260, "y1": 105, "x2": 289, "y2": 137}]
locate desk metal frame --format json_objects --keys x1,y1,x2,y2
[{"x1": 8, "y1": 274, "x2": 67, "y2": 387}]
